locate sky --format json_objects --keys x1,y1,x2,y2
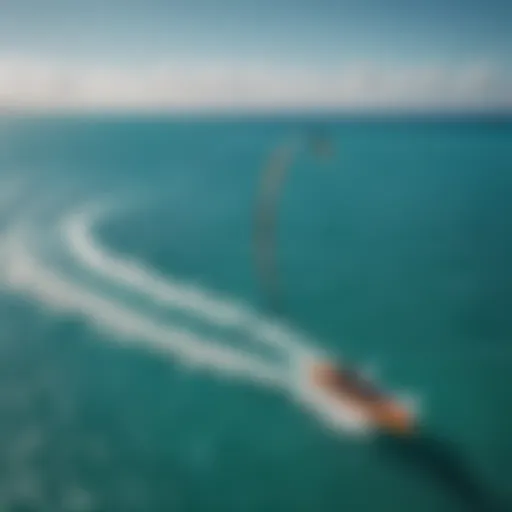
[{"x1": 0, "y1": 0, "x2": 511, "y2": 111}]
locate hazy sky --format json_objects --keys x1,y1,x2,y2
[{"x1": 0, "y1": 0, "x2": 510, "y2": 110}]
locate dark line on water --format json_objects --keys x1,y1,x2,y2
[{"x1": 375, "y1": 428, "x2": 509, "y2": 512}]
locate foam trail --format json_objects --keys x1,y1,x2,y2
[
  {"x1": 62, "y1": 205, "x2": 319, "y2": 360},
  {"x1": 5, "y1": 224, "x2": 371, "y2": 436},
  {"x1": 2, "y1": 225, "x2": 284, "y2": 388},
  {"x1": 0, "y1": 198, "x2": 375, "y2": 438},
  {"x1": 59, "y1": 206, "x2": 379, "y2": 434}
]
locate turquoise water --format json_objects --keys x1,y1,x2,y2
[{"x1": 0, "y1": 115, "x2": 510, "y2": 511}]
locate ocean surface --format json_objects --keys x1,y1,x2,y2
[{"x1": 0, "y1": 114, "x2": 510, "y2": 511}]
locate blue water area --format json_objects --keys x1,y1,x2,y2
[{"x1": 0, "y1": 114, "x2": 510, "y2": 511}]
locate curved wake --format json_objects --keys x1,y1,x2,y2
[
  {"x1": 0, "y1": 179, "x2": 374, "y2": 437},
  {"x1": 61, "y1": 204, "x2": 316, "y2": 360}
]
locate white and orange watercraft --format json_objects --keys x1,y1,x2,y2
[{"x1": 309, "y1": 361, "x2": 416, "y2": 436}]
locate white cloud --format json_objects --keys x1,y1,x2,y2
[{"x1": 0, "y1": 55, "x2": 509, "y2": 111}]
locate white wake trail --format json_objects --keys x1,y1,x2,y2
[
  {"x1": 58, "y1": 205, "x2": 374, "y2": 435},
  {"x1": 61, "y1": 205, "x2": 319, "y2": 361},
  {"x1": 0, "y1": 197, "x2": 373, "y2": 438},
  {"x1": 1, "y1": 224, "x2": 285, "y2": 388}
]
